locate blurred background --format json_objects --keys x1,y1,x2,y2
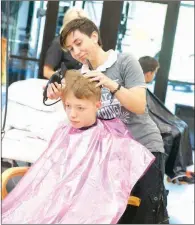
[
  {"x1": 1, "y1": 0, "x2": 194, "y2": 147},
  {"x1": 1, "y1": 1, "x2": 194, "y2": 109}
]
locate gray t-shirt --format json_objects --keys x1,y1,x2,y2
[{"x1": 97, "y1": 53, "x2": 165, "y2": 153}]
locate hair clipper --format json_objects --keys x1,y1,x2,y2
[{"x1": 43, "y1": 62, "x2": 67, "y2": 106}]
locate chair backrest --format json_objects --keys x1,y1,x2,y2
[{"x1": 175, "y1": 104, "x2": 194, "y2": 149}]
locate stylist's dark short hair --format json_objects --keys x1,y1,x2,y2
[
  {"x1": 139, "y1": 56, "x2": 160, "y2": 74},
  {"x1": 60, "y1": 18, "x2": 102, "y2": 50}
]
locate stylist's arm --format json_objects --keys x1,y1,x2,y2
[{"x1": 84, "y1": 71, "x2": 146, "y2": 114}]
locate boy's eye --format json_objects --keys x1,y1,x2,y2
[
  {"x1": 65, "y1": 104, "x2": 70, "y2": 108},
  {"x1": 78, "y1": 106, "x2": 84, "y2": 111}
]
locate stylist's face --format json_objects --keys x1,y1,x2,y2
[{"x1": 65, "y1": 30, "x2": 98, "y2": 64}]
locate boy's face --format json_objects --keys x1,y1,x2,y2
[
  {"x1": 65, "y1": 30, "x2": 98, "y2": 64},
  {"x1": 145, "y1": 68, "x2": 159, "y2": 83},
  {"x1": 64, "y1": 92, "x2": 101, "y2": 129}
]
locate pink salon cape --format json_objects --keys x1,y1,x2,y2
[{"x1": 2, "y1": 118, "x2": 155, "y2": 224}]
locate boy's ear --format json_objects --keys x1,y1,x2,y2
[
  {"x1": 96, "y1": 101, "x2": 101, "y2": 109},
  {"x1": 144, "y1": 72, "x2": 152, "y2": 83}
]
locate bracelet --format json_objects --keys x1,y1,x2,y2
[{"x1": 111, "y1": 84, "x2": 121, "y2": 95}]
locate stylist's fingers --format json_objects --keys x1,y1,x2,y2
[
  {"x1": 89, "y1": 76, "x2": 101, "y2": 82},
  {"x1": 89, "y1": 73, "x2": 105, "y2": 84},
  {"x1": 47, "y1": 84, "x2": 56, "y2": 99},
  {"x1": 54, "y1": 82, "x2": 66, "y2": 91},
  {"x1": 47, "y1": 84, "x2": 53, "y2": 99},
  {"x1": 51, "y1": 83, "x2": 62, "y2": 96},
  {"x1": 83, "y1": 71, "x2": 99, "y2": 78},
  {"x1": 84, "y1": 72, "x2": 102, "y2": 81},
  {"x1": 84, "y1": 71, "x2": 111, "y2": 88},
  {"x1": 47, "y1": 80, "x2": 66, "y2": 99},
  {"x1": 95, "y1": 80, "x2": 104, "y2": 87},
  {"x1": 47, "y1": 84, "x2": 59, "y2": 99},
  {"x1": 61, "y1": 78, "x2": 65, "y2": 85},
  {"x1": 53, "y1": 82, "x2": 62, "y2": 91},
  {"x1": 53, "y1": 82, "x2": 65, "y2": 97}
]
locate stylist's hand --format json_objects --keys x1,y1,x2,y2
[
  {"x1": 43, "y1": 78, "x2": 65, "y2": 100},
  {"x1": 84, "y1": 71, "x2": 117, "y2": 91}
]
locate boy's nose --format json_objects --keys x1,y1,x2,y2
[{"x1": 70, "y1": 109, "x2": 77, "y2": 118}]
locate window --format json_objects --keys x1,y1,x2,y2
[
  {"x1": 116, "y1": 1, "x2": 167, "y2": 92},
  {"x1": 165, "y1": 1, "x2": 194, "y2": 113},
  {"x1": 1, "y1": 1, "x2": 47, "y2": 86}
]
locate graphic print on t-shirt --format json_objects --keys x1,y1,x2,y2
[{"x1": 98, "y1": 84, "x2": 131, "y2": 123}]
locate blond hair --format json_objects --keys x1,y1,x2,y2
[
  {"x1": 63, "y1": 70, "x2": 101, "y2": 102},
  {"x1": 60, "y1": 7, "x2": 89, "y2": 33}
]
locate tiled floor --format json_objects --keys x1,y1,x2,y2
[{"x1": 165, "y1": 163, "x2": 194, "y2": 224}]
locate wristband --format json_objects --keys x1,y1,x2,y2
[{"x1": 111, "y1": 84, "x2": 121, "y2": 95}]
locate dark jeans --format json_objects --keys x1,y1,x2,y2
[{"x1": 118, "y1": 152, "x2": 169, "y2": 224}]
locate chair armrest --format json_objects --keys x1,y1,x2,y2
[
  {"x1": 1, "y1": 167, "x2": 141, "y2": 207},
  {"x1": 128, "y1": 196, "x2": 141, "y2": 207},
  {"x1": 2, "y1": 167, "x2": 29, "y2": 200}
]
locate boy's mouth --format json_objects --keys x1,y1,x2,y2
[{"x1": 70, "y1": 120, "x2": 80, "y2": 124}]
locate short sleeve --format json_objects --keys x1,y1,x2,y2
[
  {"x1": 119, "y1": 53, "x2": 147, "y2": 89},
  {"x1": 44, "y1": 37, "x2": 63, "y2": 70}
]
